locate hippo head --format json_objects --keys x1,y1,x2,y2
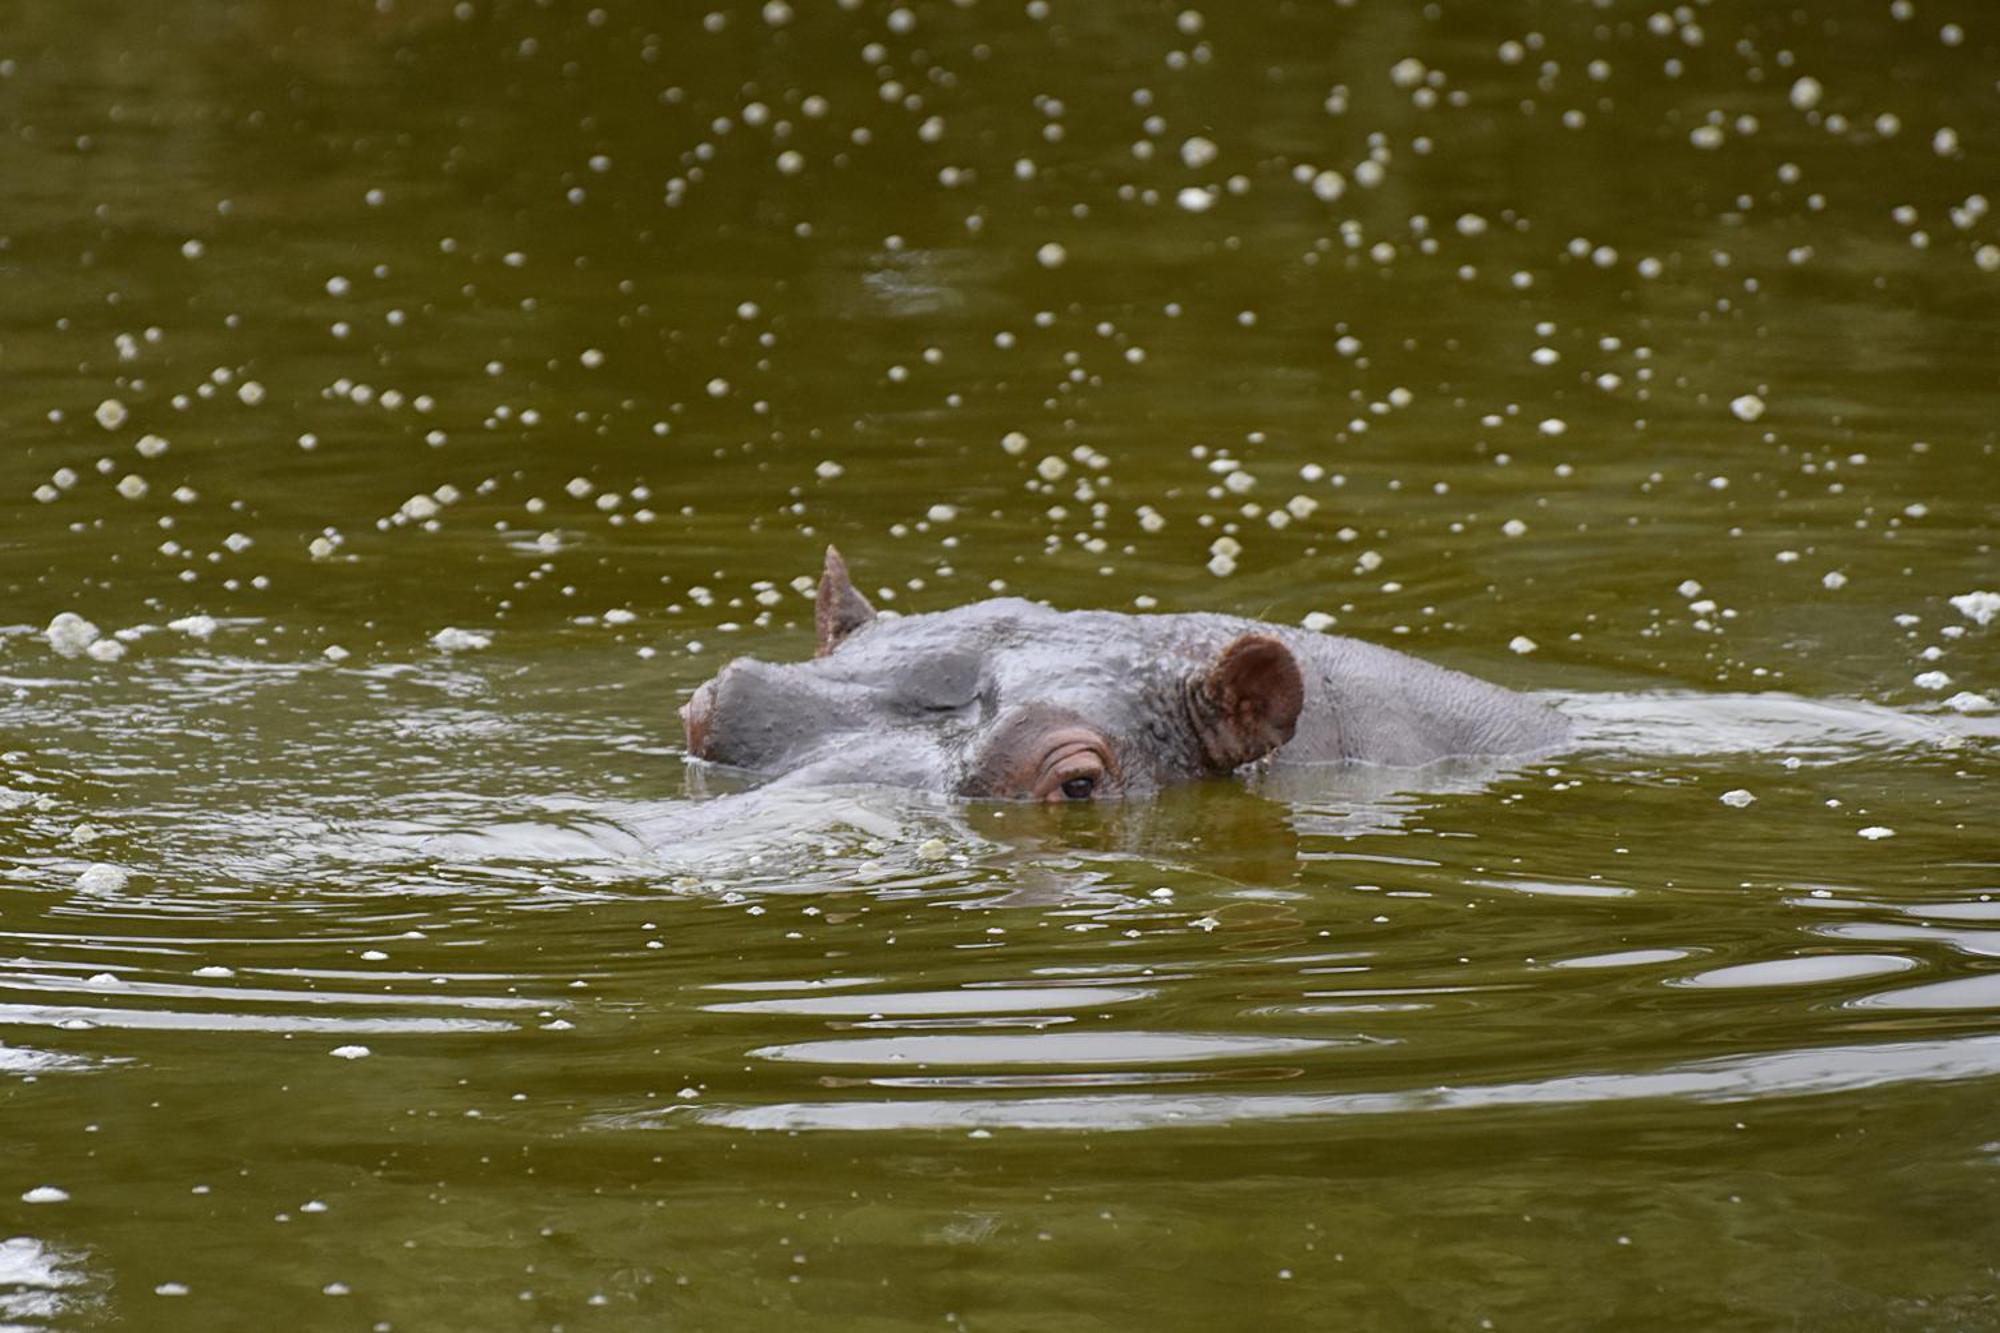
[{"x1": 679, "y1": 548, "x2": 1305, "y2": 801}]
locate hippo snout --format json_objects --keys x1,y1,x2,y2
[
  {"x1": 680, "y1": 653, "x2": 904, "y2": 777},
  {"x1": 680, "y1": 656, "x2": 780, "y2": 761}
]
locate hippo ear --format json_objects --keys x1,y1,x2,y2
[
  {"x1": 1191, "y1": 634, "x2": 1304, "y2": 772},
  {"x1": 815, "y1": 545, "x2": 877, "y2": 657}
]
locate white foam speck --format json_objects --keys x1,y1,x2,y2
[
  {"x1": 95, "y1": 398, "x2": 128, "y2": 430},
  {"x1": 431, "y1": 627, "x2": 492, "y2": 652},
  {"x1": 1857, "y1": 826, "x2": 1895, "y2": 840},
  {"x1": 1729, "y1": 393, "x2": 1765, "y2": 422},
  {"x1": 76, "y1": 864, "x2": 130, "y2": 894},
  {"x1": 1719, "y1": 789, "x2": 1756, "y2": 808},
  {"x1": 168, "y1": 614, "x2": 218, "y2": 640},
  {"x1": 1944, "y1": 692, "x2": 1993, "y2": 714},
  {"x1": 46, "y1": 613, "x2": 102, "y2": 657},
  {"x1": 1949, "y1": 591, "x2": 1998, "y2": 627},
  {"x1": 22, "y1": 1186, "x2": 69, "y2": 1204},
  {"x1": 1913, "y1": 670, "x2": 1952, "y2": 691},
  {"x1": 1179, "y1": 135, "x2": 1218, "y2": 169},
  {"x1": 1508, "y1": 635, "x2": 1538, "y2": 654},
  {"x1": 330, "y1": 1045, "x2": 372, "y2": 1059}
]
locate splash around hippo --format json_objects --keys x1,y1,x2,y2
[{"x1": 680, "y1": 548, "x2": 1570, "y2": 801}]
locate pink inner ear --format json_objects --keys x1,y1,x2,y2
[{"x1": 1199, "y1": 634, "x2": 1304, "y2": 771}]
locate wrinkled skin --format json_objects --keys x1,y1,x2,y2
[{"x1": 680, "y1": 548, "x2": 1571, "y2": 801}]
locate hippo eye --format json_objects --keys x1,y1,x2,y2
[
  {"x1": 963, "y1": 711, "x2": 1121, "y2": 802},
  {"x1": 1037, "y1": 741, "x2": 1111, "y2": 803}
]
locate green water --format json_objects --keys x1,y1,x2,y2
[{"x1": 2, "y1": 1, "x2": 1997, "y2": 1327}]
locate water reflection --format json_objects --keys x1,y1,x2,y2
[{"x1": 1676, "y1": 954, "x2": 1917, "y2": 990}]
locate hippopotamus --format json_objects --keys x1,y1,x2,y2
[{"x1": 679, "y1": 548, "x2": 1570, "y2": 801}]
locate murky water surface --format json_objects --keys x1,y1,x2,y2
[{"x1": 3, "y1": 1, "x2": 1997, "y2": 1327}]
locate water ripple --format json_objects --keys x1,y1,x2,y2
[
  {"x1": 704, "y1": 984, "x2": 1153, "y2": 1016},
  {"x1": 628, "y1": 1033, "x2": 2000, "y2": 1133},
  {"x1": 0, "y1": 1041, "x2": 105, "y2": 1077},
  {"x1": 0, "y1": 1002, "x2": 519, "y2": 1035},
  {"x1": 748, "y1": 1032, "x2": 1334, "y2": 1067}
]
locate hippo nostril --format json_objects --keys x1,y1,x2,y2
[{"x1": 680, "y1": 680, "x2": 716, "y2": 755}]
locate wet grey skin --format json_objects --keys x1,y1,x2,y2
[{"x1": 680, "y1": 548, "x2": 1572, "y2": 802}]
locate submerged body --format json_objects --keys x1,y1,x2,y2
[{"x1": 681, "y1": 549, "x2": 1570, "y2": 801}]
